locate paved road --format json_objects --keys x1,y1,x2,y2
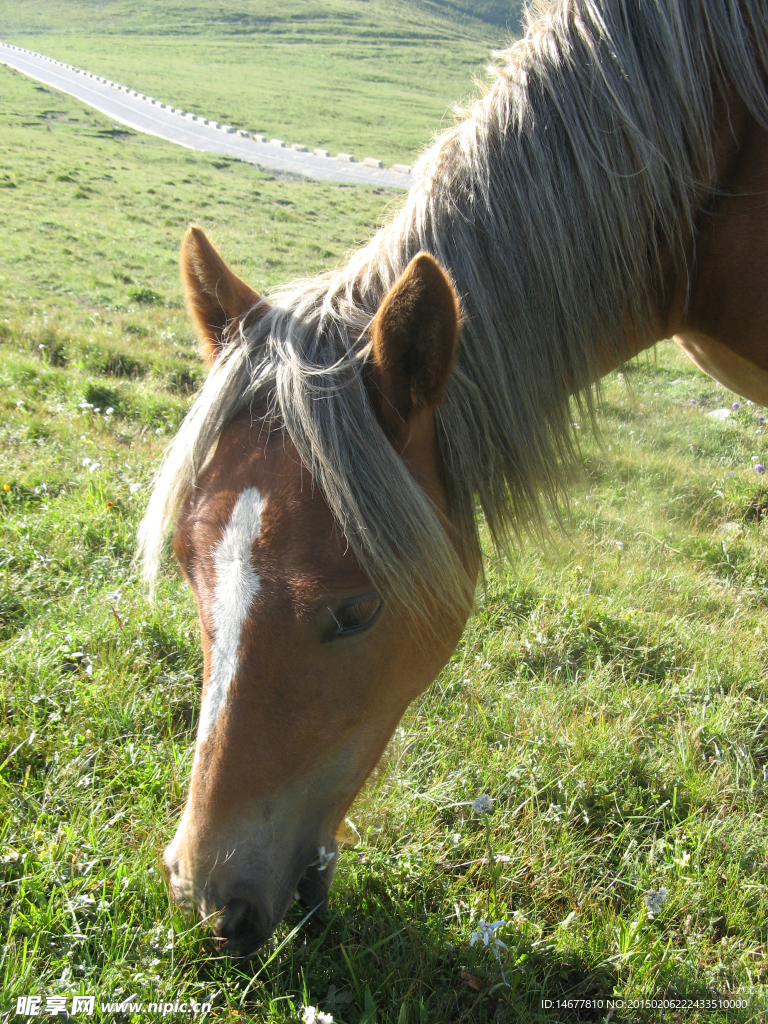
[{"x1": 0, "y1": 40, "x2": 413, "y2": 190}]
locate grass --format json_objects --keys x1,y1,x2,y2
[
  {"x1": 1, "y1": 27, "x2": 768, "y2": 1024},
  {"x1": 0, "y1": 0, "x2": 523, "y2": 166}
]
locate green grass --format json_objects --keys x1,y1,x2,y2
[
  {"x1": 1, "y1": 33, "x2": 768, "y2": 1024},
  {"x1": 0, "y1": 0, "x2": 522, "y2": 166}
]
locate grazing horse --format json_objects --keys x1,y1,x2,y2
[{"x1": 139, "y1": 0, "x2": 768, "y2": 951}]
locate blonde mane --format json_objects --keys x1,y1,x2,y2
[{"x1": 139, "y1": 0, "x2": 768, "y2": 616}]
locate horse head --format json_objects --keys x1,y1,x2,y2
[{"x1": 160, "y1": 228, "x2": 476, "y2": 951}]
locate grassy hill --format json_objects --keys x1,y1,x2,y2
[
  {"x1": 0, "y1": 0, "x2": 524, "y2": 164},
  {"x1": 411, "y1": 0, "x2": 524, "y2": 27},
  {"x1": 1, "y1": 7, "x2": 768, "y2": 1023},
  {"x1": 0, "y1": 0, "x2": 524, "y2": 33}
]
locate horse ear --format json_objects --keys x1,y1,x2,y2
[
  {"x1": 368, "y1": 252, "x2": 459, "y2": 443},
  {"x1": 180, "y1": 226, "x2": 263, "y2": 365}
]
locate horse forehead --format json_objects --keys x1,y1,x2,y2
[{"x1": 180, "y1": 420, "x2": 356, "y2": 581}]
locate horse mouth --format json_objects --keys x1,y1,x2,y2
[
  {"x1": 211, "y1": 897, "x2": 272, "y2": 953},
  {"x1": 205, "y1": 856, "x2": 334, "y2": 955}
]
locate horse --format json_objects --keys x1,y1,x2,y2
[{"x1": 138, "y1": 0, "x2": 768, "y2": 952}]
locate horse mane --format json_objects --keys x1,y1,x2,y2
[{"x1": 139, "y1": 0, "x2": 768, "y2": 617}]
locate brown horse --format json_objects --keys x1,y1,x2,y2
[{"x1": 139, "y1": 0, "x2": 768, "y2": 951}]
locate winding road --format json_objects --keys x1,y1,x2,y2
[{"x1": 0, "y1": 41, "x2": 413, "y2": 190}]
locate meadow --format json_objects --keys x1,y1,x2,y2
[
  {"x1": 0, "y1": 0, "x2": 521, "y2": 166},
  {"x1": 1, "y1": 13, "x2": 768, "y2": 1024}
]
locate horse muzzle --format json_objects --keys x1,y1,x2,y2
[{"x1": 163, "y1": 837, "x2": 338, "y2": 954}]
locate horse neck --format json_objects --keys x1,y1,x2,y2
[{"x1": 393, "y1": 60, "x2": 715, "y2": 405}]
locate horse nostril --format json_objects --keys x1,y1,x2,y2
[
  {"x1": 213, "y1": 898, "x2": 271, "y2": 953},
  {"x1": 162, "y1": 845, "x2": 180, "y2": 880}
]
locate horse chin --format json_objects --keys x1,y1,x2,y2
[{"x1": 296, "y1": 856, "x2": 336, "y2": 913}]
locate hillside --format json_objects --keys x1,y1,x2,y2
[
  {"x1": 412, "y1": 0, "x2": 525, "y2": 28},
  {"x1": 0, "y1": 0, "x2": 524, "y2": 36},
  {"x1": 2, "y1": 12, "x2": 768, "y2": 1020},
  {"x1": 0, "y1": 0, "x2": 524, "y2": 163}
]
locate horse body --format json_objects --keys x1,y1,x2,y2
[{"x1": 139, "y1": 0, "x2": 768, "y2": 950}]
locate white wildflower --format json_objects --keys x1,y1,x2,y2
[
  {"x1": 302, "y1": 1007, "x2": 333, "y2": 1024},
  {"x1": 644, "y1": 887, "x2": 668, "y2": 916},
  {"x1": 470, "y1": 918, "x2": 508, "y2": 951},
  {"x1": 471, "y1": 794, "x2": 494, "y2": 814},
  {"x1": 313, "y1": 846, "x2": 335, "y2": 872},
  {"x1": 129, "y1": 482, "x2": 142, "y2": 493},
  {"x1": 88, "y1": 461, "x2": 100, "y2": 474},
  {"x1": 82, "y1": 457, "x2": 92, "y2": 466},
  {"x1": 105, "y1": 407, "x2": 114, "y2": 416}
]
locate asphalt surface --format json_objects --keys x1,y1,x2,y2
[{"x1": 0, "y1": 40, "x2": 414, "y2": 189}]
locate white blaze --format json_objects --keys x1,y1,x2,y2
[{"x1": 198, "y1": 486, "x2": 265, "y2": 744}]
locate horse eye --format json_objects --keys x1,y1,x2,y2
[{"x1": 323, "y1": 594, "x2": 383, "y2": 642}]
